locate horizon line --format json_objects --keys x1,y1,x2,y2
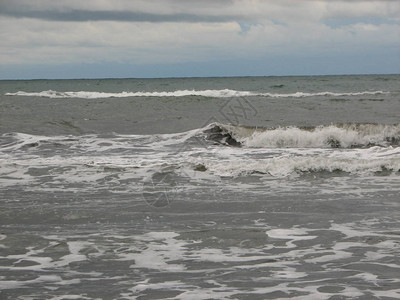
[{"x1": 1, "y1": 72, "x2": 399, "y2": 81}]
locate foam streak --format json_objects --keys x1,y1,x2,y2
[{"x1": 5, "y1": 89, "x2": 388, "y2": 99}]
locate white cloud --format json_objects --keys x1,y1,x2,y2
[
  {"x1": 0, "y1": 17, "x2": 243, "y2": 64},
  {"x1": 0, "y1": 0, "x2": 399, "y2": 68},
  {"x1": 324, "y1": 1, "x2": 400, "y2": 20}
]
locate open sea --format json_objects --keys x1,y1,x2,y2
[{"x1": 0, "y1": 74, "x2": 400, "y2": 300}]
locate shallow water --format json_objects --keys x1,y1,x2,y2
[{"x1": 1, "y1": 75, "x2": 400, "y2": 299}]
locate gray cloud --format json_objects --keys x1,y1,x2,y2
[
  {"x1": 1, "y1": 0, "x2": 399, "y2": 24},
  {"x1": 0, "y1": 0, "x2": 399, "y2": 76},
  {"x1": 0, "y1": 0, "x2": 240, "y2": 23},
  {"x1": 0, "y1": 8, "x2": 239, "y2": 23}
]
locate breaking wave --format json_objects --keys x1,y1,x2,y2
[
  {"x1": 203, "y1": 151, "x2": 400, "y2": 177},
  {"x1": 5, "y1": 89, "x2": 388, "y2": 99},
  {"x1": 198, "y1": 122, "x2": 400, "y2": 176},
  {"x1": 205, "y1": 123, "x2": 400, "y2": 149},
  {"x1": 1, "y1": 123, "x2": 400, "y2": 181}
]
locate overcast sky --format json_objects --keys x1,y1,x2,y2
[{"x1": 0, "y1": 0, "x2": 399, "y2": 79}]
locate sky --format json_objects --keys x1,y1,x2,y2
[{"x1": 0, "y1": 0, "x2": 399, "y2": 79}]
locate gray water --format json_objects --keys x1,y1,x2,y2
[{"x1": 1, "y1": 75, "x2": 400, "y2": 299}]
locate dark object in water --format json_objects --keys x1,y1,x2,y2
[
  {"x1": 22, "y1": 142, "x2": 39, "y2": 148},
  {"x1": 194, "y1": 164, "x2": 207, "y2": 172},
  {"x1": 204, "y1": 125, "x2": 241, "y2": 147}
]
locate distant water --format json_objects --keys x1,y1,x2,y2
[{"x1": 1, "y1": 75, "x2": 400, "y2": 299}]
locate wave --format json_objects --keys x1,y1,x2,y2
[
  {"x1": 2, "y1": 122, "x2": 399, "y2": 151},
  {"x1": 203, "y1": 152, "x2": 400, "y2": 177},
  {"x1": 204, "y1": 123, "x2": 400, "y2": 149},
  {"x1": 2, "y1": 127, "x2": 400, "y2": 179},
  {"x1": 5, "y1": 89, "x2": 388, "y2": 99}
]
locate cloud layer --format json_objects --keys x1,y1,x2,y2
[
  {"x1": 2, "y1": 0, "x2": 399, "y2": 22},
  {"x1": 0, "y1": 0, "x2": 399, "y2": 77}
]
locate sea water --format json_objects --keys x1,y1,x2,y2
[{"x1": 0, "y1": 75, "x2": 399, "y2": 299}]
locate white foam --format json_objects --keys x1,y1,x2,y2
[
  {"x1": 266, "y1": 228, "x2": 318, "y2": 248},
  {"x1": 239, "y1": 124, "x2": 400, "y2": 148},
  {"x1": 306, "y1": 251, "x2": 353, "y2": 263},
  {"x1": 5, "y1": 89, "x2": 388, "y2": 99},
  {"x1": 203, "y1": 152, "x2": 400, "y2": 177},
  {"x1": 1, "y1": 222, "x2": 397, "y2": 299},
  {"x1": 270, "y1": 268, "x2": 308, "y2": 279},
  {"x1": 49, "y1": 295, "x2": 93, "y2": 300},
  {"x1": 53, "y1": 241, "x2": 90, "y2": 268},
  {"x1": 370, "y1": 289, "x2": 400, "y2": 299},
  {"x1": 5, "y1": 89, "x2": 254, "y2": 99},
  {"x1": 0, "y1": 275, "x2": 64, "y2": 290},
  {"x1": 119, "y1": 232, "x2": 187, "y2": 271},
  {"x1": 0, "y1": 240, "x2": 93, "y2": 274},
  {"x1": 1, "y1": 139, "x2": 399, "y2": 194},
  {"x1": 112, "y1": 223, "x2": 400, "y2": 299},
  {"x1": 1, "y1": 127, "x2": 399, "y2": 196}
]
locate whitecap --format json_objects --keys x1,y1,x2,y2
[{"x1": 5, "y1": 89, "x2": 388, "y2": 99}]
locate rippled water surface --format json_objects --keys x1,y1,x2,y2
[{"x1": 1, "y1": 75, "x2": 400, "y2": 299}]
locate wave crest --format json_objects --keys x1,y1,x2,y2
[
  {"x1": 5, "y1": 89, "x2": 388, "y2": 99},
  {"x1": 205, "y1": 123, "x2": 400, "y2": 149}
]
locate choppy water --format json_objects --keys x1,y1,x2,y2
[{"x1": 1, "y1": 75, "x2": 400, "y2": 299}]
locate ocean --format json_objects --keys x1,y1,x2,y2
[{"x1": 0, "y1": 74, "x2": 399, "y2": 299}]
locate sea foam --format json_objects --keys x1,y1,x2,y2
[
  {"x1": 5, "y1": 89, "x2": 388, "y2": 99},
  {"x1": 216, "y1": 123, "x2": 400, "y2": 149}
]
